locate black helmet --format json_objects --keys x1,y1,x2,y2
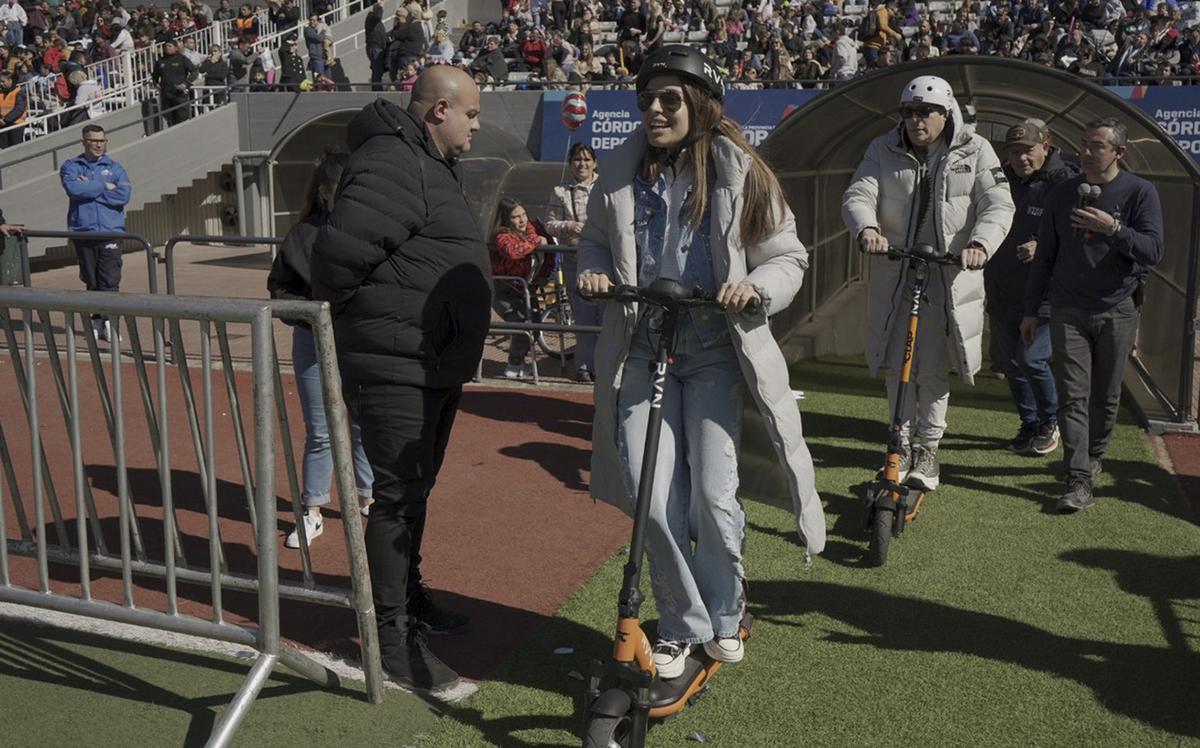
[{"x1": 635, "y1": 44, "x2": 724, "y2": 102}]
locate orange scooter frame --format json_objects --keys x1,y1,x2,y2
[{"x1": 862, "y1": 244, "x2": 959, "y2": 566}]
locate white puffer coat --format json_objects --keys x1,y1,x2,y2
[
  {"x1": 842, "y1": 98, "x2": 1014, "y2": 384},
  {"x1": 578, "y1": 129, "x2": 826, "y2": 556}
]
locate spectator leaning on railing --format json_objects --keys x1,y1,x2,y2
[{"x1": 0, "y1": 69, "x2": 27, "y2": 148}]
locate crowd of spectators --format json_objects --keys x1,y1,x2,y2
[
  {"x1": 388, "y1": 0, "x2": 1200, "y2": 89},
  {"x1": 0, "y1": 0, "x2": 377, "y2": 144},
  {"x1": 1, "y1": 0, "x2": 1198, "y2": 145}
]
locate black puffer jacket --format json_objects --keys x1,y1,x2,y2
[
  {"x1": 311, "y1": 99, "x2": 492, "y2": 388},
  {"x1": 984, "y1": 147, "x2": 1079, "y2": 318},
  {"x1": 266, "y1": 211, "x2": 323, "y2": 327}
]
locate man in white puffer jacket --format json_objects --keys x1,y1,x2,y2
[{"x1": 842, "y1": 75, "x2": 1014, "y2": 491}]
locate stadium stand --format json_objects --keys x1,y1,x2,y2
[{"x1": 0, "y1": 0, "x2": 1196, "y2": 152}]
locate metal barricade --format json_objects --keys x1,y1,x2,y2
[
  {"x1": 160, "y1": 233, "x2": 384, "y2": 699},
  {"x1": 0, "y1": 287, "x2": 381, "y2": 747},
  {"x1": 18, "y1": 230, "x2": 159, "y2": 293}
]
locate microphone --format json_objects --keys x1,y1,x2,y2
[{"x1": 1076, "y1": 183, "x2": 1102, "y2": 238}]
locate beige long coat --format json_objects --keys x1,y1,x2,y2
[{"x1": 577, "y1": 129, "x2": 826, "y2": 555}]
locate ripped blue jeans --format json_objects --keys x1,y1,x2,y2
[{"x1": 617, "y1": 314, "x2": 746, "y2": 643}]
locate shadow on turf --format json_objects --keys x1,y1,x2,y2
[
  {"x1": 0, "y1": 620, "x2": 352, "y2": 747},
  {"x1": 748, "y1": 579, "x2": 1200, "y2": 738},
  {"x1": 420, "y1": 614, "x2": 704, "y2": 748}
]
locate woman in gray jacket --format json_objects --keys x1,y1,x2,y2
[{"x1": 577, "y1": 45, "x2": 825, "y2": 679}]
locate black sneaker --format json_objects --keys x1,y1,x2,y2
[
  {"x1": 1030, "y1": 422, "x2": 1060, "y2": 455},
  {"x1": 1008, "y1": 424, "x2": 1039, "y2": 454},
  {"x1": 1055, "y1": 479, "x2": 1095, "y2": 513},
  {"x1": 409, "y1": 583, "x2": 470, "y2": 635},
  {"x1": 906, "y1": 444, "x2": 940, "y2": 491},
  {"x1": 378, "y1": 622, "x2": 462, "y2": 692}
]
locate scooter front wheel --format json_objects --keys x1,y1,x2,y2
[
  {"x1": 583, "y1": 688, "x2": 634, "y2": 748},
  {"x1": 583, "y1": 714, "x2": 632, "y2": 748},
  {"x1": 868, "y1": 505, "x2": 893, "y2": 567}
]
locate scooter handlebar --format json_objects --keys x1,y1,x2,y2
[
  {"x1": 881, "y1": 243, "x2": 962, "y2": 265},
  {"x1": 581, "y1": 283, "x2": 762, "y2": 315}
]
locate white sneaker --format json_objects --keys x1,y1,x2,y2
[
  {"x1": 91, "y1": 318, "x2": 104, "y2": 340},
  {"x1": 502, "y1": 363, "x2": 530, "y2": 379},
  {"x1": 652, "y1": 640, "x2": 693, "y2": 679},
  {"x1": 285, "y1": 511, "x2": 323, "y2": 548},
  {"x1": 359, "y1": 496, "x2": 374, "y2": 518},
  {"x1": 703, "y1": 636, "x2": 744, "y2": 663}
]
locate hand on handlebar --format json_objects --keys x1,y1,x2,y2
[
  {"x1": 859, "y1": 227, "x2": 889, "y2": 254},
  {"x1": 716, "y1": 281, "x2": 760, "y2": 313},
  {"x1": 578, "y1": 271, "x2": 613, "y2": 297},
  {"x1": 961, "y1": 244, "x2": 987, "y2": 270}
]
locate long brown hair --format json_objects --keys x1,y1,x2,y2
[{"x1": 638, "y1": 77, "x2": 786, "y2": 247}]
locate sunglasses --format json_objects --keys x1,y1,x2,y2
[
  {"x1": 636, "y1": 89, "x2": 684, "y2": 113},
  {"x1": 899, "y1": 105, "x2": 944, "y2": 120}
]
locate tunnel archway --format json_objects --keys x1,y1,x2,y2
[{"x1": 761, "y1": 58, "x2": 1200, "y2": 426}]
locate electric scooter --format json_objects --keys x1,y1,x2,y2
[
  {"x1": 862, "y1": 243, "x2": 961, "y2": 567},
  {"x1": 580, "y1": 278, "x2": 757, "y2": 748}
]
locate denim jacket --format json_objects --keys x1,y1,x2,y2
[{"x1": 633, "y1": 168, "x2": 729, "y2": 348}]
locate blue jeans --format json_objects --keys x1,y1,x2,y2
[
  {"x1": 617, "y1": 314, "x2": 746, "y2": 643},
  {"x1": 4, "y1": 21, "x2": 20, "y2": 48},
  {"x1": 293, "y1": 326, "x2": 373, "y2": 507},
  {"x1": 563, "y1": 254, "x2": 599, "y2": 371},
  {"x1": 990, "y1": 313, "x2": 1058, "y2": 427}
]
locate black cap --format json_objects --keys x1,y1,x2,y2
[{"x1": 635, "y1": 44, "x2": 723, "y2": 101}]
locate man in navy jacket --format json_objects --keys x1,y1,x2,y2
[
  {"x1": 60, "y1": 123, "x2": 131, "y2": 341},
  {"x1": 986, "y1": 120, "x2": 1078, "y2": 457},
  {"x1": 1022, "y1": 117, "x2": 1164, "y2": 513}
]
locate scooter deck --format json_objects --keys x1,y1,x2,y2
[{"x1": 647, "y1": 613, "x2": 754, "y2": 714}]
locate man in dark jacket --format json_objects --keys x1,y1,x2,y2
[
  {"x1": 152, "y1": 39, "x2": 197, "y2": 127},
  {"x1": 268, "y1": 0, "x2": 300, "y2": 42},
  {"x1": 986, "y1": 119, "x2": 1078, "y2": 457},
  {"x1": 311, "y1": 65, "x2": 487, "y2": 698},
  {"x1": 387, "y1": 10, "x2": 426, "y2": 82},
  {"x1": 1022, "y1": 117, "x2": 1164, "y2": 513},
  {"x1": 364, "y1": 0, "x2": 389, "y2": 90}
]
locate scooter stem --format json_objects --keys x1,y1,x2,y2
[
  {"x1": 889, "y1": 258, "x2": 929, "y2": 444},
  {"x1": 618, "y1": 307, "x2": 680, "y2": 619}
]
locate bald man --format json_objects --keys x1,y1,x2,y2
[{"x1": 312, "y1": 66, "x2": 487, "y2": 697}]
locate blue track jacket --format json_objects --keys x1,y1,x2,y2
[{"x1": 60, "y1": 154, "x2": 132, "y2": 233}]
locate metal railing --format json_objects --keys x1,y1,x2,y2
[
  {"x1": 0, "y1": 287, "x2": 383, "y2": 747},
  {"x1": 0, "y1": 0, "x2": 380, "y2": 147},
  {"x1": 1, "y1": 233, "x2": 386, "y2": 744}
]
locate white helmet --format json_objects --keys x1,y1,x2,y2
[{"x1": 900, "y1": 75, "x2": 956, "y2": 111}]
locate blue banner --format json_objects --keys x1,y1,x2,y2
[
  {"x1": 1110, "y1": 85, "x2": 1200, "y2": 160},
  {"x1": 539, "y1": 89, "x2": 820, "y2": 160},
  {"x1": 539, "y1": 87, "x2": 1200, "y2": 164}
]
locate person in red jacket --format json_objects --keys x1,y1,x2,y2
[
  {"x1": 491, "y1": 196, "x2": 549, "y2": 379},
  {"x1": 521, "y1": 27, "x2": 549, "y2": 75}
]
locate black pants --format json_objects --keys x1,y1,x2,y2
[
  {"x1": 493, "y1": 281, "x2": 532, "y2": 365},
  {"x1": 345, "y1": 380, "x2": 462, "y2": 629},
  {"x1": 367, "y1": 46, "x2": 386, "y2": 90},
  {"x1": 0, "y1": 125, "x2": 25, "y2": 148},
  {"x1": 161, "y1": 91, "x2": 192, "y2": 127},
  {"x1": 74, "y1": 239, "x2": 123, "y2": 321},
  {"x1": 1049, "y1": 298, "x2": 1139, "y2": 484}
]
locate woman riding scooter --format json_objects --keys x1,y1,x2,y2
[{"x1": 577, "y1": 44, "x2": 826, "y2": 679}]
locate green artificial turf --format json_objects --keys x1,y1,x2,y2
[
  {"x1": 421, "y1": 357, "x2": 1200, "y2": 748},
  {"x1": 0, "y1": 620, "x2": 442, "y2": 747}
]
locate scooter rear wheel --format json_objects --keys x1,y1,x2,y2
[
  {"x1": 583, "y1": 713, "x2": 632, "y2": 748},
  {"x1": 868, "y1": 506, "x2": 893, "y2": 567}
]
